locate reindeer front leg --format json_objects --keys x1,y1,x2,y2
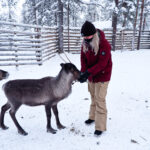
[
  {"x1": 52, "y1": 104, "x2": 65, "y2": 129},
  {"x1": 45, "y1": 105, "x2": 57, "y2": 134},
  {"x1": 9, "y1": 103, "x2": 28, "y2": 136}
]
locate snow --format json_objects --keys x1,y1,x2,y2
[
  {"x1": 93, "y1": 20, "x2": 123, "y2": 30},
  {"x1": 93, "y1": 20, "x2": 112, "y2": 29},
  {"x1": 0, "y1": 50, "x2": 150, "y2": 150}
]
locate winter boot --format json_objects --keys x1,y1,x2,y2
[
  {"x1": 85, "y1": 119, "x2": 94, "y2": 125},
  {"x1": 94, "y1": 130, "x2": 103, "y2": 136}
]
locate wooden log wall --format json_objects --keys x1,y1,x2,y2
[
  {"x1": 63, "y1": 28, "x2": 150, "y2": 53},
  {"x1": 0, "y1": 21, "x2": 58, "y2": 66},
  {"x1": 0, "y1": 21, "x2": 149, "y2": 66}
]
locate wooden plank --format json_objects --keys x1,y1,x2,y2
[
  {"x1": 0, "y1": 58, "x2": 40, "y2": 61},
  {"x1": 0, "y1": 37, "x2": 41, "y2": 42},
  {"x1": 0, "y1": 47, "x2": 41, "y2": 51},
  {"x1": 42, "y1": 51, "x2": 57, "y2": 58},
  {"x1": 0, "y1": 29, "x2": 39, "y2": 36},
  {"x1": 0, "y1": 62, "x2": 42, "y2": 66},
  {"x1": 0, "y1": 21, "x2": 56, "y2": 30},
  {"x1": 0, "y1": 53, "x2": 41, "y2": 56},
  {"x1": 43, "y1": 54, "x2": 56, "y2": 62},
  {"x1": 0, "y1": 42, "x2": 41, "y2": 47}
]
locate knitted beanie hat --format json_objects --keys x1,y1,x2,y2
[{"x1": 81, "y1": 21, "x2": 96, "y2": 37}]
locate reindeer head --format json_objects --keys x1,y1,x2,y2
[
  {"x1": 0, "y1": 70, "x2": 9, "y2": 80},
  {"x1": 60, "y1": 63, "x2": 80, "y2": 81}
]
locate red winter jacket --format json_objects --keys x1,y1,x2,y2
[{"x1": 80, "y1": 29, "x2": 112, "y2": 83}]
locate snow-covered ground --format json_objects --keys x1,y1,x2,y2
[{"x1": 0, "y1": 50, "x2": 150, "y2": 150}]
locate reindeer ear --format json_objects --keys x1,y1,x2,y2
[{"x1": 60, "y1": 63, "x2": 64, "y2": 67}]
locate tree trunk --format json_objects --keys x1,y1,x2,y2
[
  {"x1": 122, "y1": 13, "x2": 127, "y2": 28},
  {"x1": 8, "y1": 0, "x2": 12, "y2": 21},
  {"x1": 55, "y1": 12, "x2": 58, "y2": 26},
  {"x1": 58, "y1": 0, "x2": 64, "y2": 53},
  {"x1": 112, "y1": 0, "x2": 118, "y2": 51},
  {"x1": 142, "y1": 15, "x2": 146, "y2": 32},
  {"x1": 67, "y1": 1, "x2": 70, "y2": 52},
  {"x1": 32, "y1": 0, "x2": 38, "y2": 25},
  {"x1": 132, "y1": 0, "x2": 139, "y2": 51},
  {"x1": 137, "y1": 0, "x2": 144, "y2": 50}
]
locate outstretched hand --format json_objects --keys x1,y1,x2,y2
[{"x1": 78, "y1": 71, "x2": 90, "y2": 83}]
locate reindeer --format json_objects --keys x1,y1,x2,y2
[
  {"x1": 0, "y1": 69, "x2": 9, "y2": 81},
  {"x1": 0, "y1": 63, "x2": 80, "y2": 136}
]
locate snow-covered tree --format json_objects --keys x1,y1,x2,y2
[
  {"x1": 22, "y1": 0, "x2": 102, "y2": 27},
  {"x1": 142, "y1": 0, "x2": 150, "y2": 30},
  {"x1": 62, "y1": 0, "x2": 88, "y2": 27},
  {"x1": 0, "y1": 0, "x2": 18, "y2": 22},
  {"x1": 22, "y1": 0, "x2": 45, "y2": 25},
  {"x1": 85, "y1": 0, "x2": 101, "y2": 22}
]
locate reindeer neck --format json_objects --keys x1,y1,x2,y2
[
  {"x1": 52, "y1": 70, "x2": 72, "y2": 100},
  {"x1": 56, "y1": 70, "x2": 72, "y2": 87}
]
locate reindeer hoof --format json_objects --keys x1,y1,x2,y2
[
  {"x1": 47, "y1": 128, "x2": 57, "y2": 134},
  {"x1": 57, "y1": 124, "x2": 66, "y2": 129},
  {"x1": 18, "y1": 130, "x2": 28, "y2": 136},
  {"x1": 0, "y1": 124, "x2": 9, "y2": 130}
]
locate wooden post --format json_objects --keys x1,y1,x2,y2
[
  {"x1": 14, "y1": 25, "x2": 18, "y2": 68},
  {"x1": 132, "y1": 0, "x2": 139, "y2": 51},
  {"x1": 35, "y1": 27, "x2": 42, "y2": 65},
  {"x1": 120, "y1": 29, "x2": 124, "y2": 51}
]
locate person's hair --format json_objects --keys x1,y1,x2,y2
[{"x1": 82, "y1": 31, "x2": 100, "y2": 55}]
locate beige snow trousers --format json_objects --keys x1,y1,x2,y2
[{"x1": 88, "y1": 81, "x2": 109, "y2": 131}]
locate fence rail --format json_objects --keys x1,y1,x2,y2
[
  {"x1": 0, "y1": 21, "x2": 150, "y2": 66},
  {"x1": 0, "y1": 21, "x2": 58, "y2": 66},
  {"x1": 63, "y1": 28, "x2": 150, "y2": 53}
]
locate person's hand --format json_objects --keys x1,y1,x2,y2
[{"x1": 78, "y1": 71, "x2": 90, "y2": 83}]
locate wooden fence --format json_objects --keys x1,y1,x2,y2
[
  {"x1": 63, "y1": 28, "x2": 150, "y2": 53},
  {"x1": 0, "y1": 21, "x2": 150, "y2": 66},
  {"x1": 0, "y1": 21, "x2": 58, "y2": 66}
]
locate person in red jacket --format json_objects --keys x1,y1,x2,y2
[{"x1": 78, "y1": 21, "x2": 112, "y2": 136}]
